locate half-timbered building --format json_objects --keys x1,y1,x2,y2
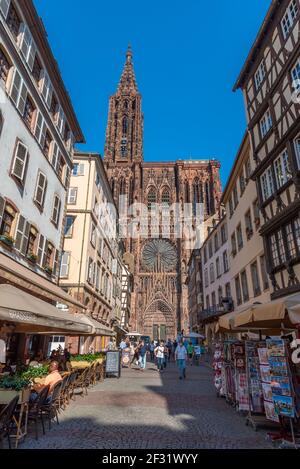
[{"x1": 234, "y1": 0, "x2": 300, "y2": 300}]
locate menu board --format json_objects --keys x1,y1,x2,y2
[{"x1": 106, "y1": 351, "x2": 121, "y2": 377}]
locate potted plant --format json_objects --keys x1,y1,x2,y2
[
  {"x1": 44, "y1": 265, "x2": 53, "y2": 275},
  {"x1": 0, "y1": 375, "x2": 31, "y2": 404},
  {"x1": 27, "y1": 252, "x2": 38, "y2": 264},
  {"x1": 0, "y1": 234, "x2": 15, "y2": 247}
]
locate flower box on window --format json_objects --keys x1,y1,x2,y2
[
  {"x1": 44, "y1": 265, "x2": 53, "y2": 275},
  {"x1": 27, "y1": 253, "x2": 38, "y2": 264},
  {"x1": 0, "y1": 235, "x2": 15, "y2": 247}
]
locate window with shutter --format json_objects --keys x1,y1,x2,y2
[
  {"x1": 51, "y1": 195, "x2": 61, "y2": 225},
  {"x1": 0, "y1": 0, "x2": 10, "y2": 19},
  {"x1": 51, "y1": 142, "x2": 59, "y2": 171},
  {"x1": 0, "y1": 196, "x2": 5, "y2": 227},
  {"x1": 37, "y1": 234, "x2": 46, "y2": 267},
  {"x1": 16, "y1": 218, "x2": 30, "y2": 255},
  {"x1": 53, "y1": 249, "x2": 59, "y2": 276},
  {"x1": 34, "y1": 171, "x2": 47, "y2": 208},
  {"x1": 57, "y1": 106, "x2": 65, "y2": 135},
  {"x1": 34, "y1": 111, "x2": 47, "y2": 147},
  {"x1": 11, "y1": 141, "x2": 28, "y2": 183},
  {"x1": 60, "y1": 251, "x2": 70, "y2": 278},
  {"x1": 14, "y1": 214, "x2": 25, "y2": 251},
  {"x1": 41, "y1": 70, "x2": 53, "y2": 108},
  {"x1": 64, "y1": 166, "x2": 71, "y2": 188},
  {"x1": 10, "y1": 69, "x2": 28, "y2": 115},
  {"x1": 68, "y1": 187, "x2": 77, "y2": 204},
  {"x1": 19, "y1": 24, "x2": 36, "y2": 71}
]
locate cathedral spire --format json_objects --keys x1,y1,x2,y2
[{"x1": 117, "y1": 44, "x2": 138, "y2": 95}]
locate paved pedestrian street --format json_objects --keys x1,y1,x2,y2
[{"x1": 20, "y1": 362, "x2": 272, "y2": 450}]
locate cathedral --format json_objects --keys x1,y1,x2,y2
[{"x1": 104, "y1": 47, "x2": 222, "y2": 340}]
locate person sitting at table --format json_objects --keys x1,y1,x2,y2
[{"x1": 30, "y1": 361, "x2": 62, "y2": 404}]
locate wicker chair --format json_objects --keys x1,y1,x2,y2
[
  {"x1": 66, "y1": 371, "x2": 78, "y2": 404},
  {"x1": 73, "y1": 367, "x2": 89, "y2": 397},
  {"x1": 58, "y1": 375, "x2": 70, "y2": 410},
  {"x1": 40, "y1": 381, "x2": 62, "y2": 429},
  {"x1": 28, "y1": 385, "x2": 50, "y2": 440},
  {"x1": 0, "y1": 395, "x2": 19, "y2": 449}
]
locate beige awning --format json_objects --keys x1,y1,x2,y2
[
  {"x1": 78, "y1": 315, "x2": 116, "y2": 337},
  {"x1": 233, "y1": 293, "x2": 300, "y2": 330},
  {"x1": 0, "y1": 284, "x2": 92, "y2": 334}
]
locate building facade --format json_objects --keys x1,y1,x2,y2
[
  {"x1": 0, "y1": 0, "x2": 85, "y2": 360},
  {"x1": 60, "y1": 152, "x2": 122, "y2": 353},
  {"x1": 200, "y1": 213, "x2": 231, "y2": 341},
  {"x1": 186, "y1": 249, "x2": 202, "y2": 333},
  {"x1": 234, "y1": 0, "x2": 300, "y2": 300},
  {"x1": 104, "y1": 47, "x2": 222, "y2": 340},
  {"x1": 222, "y1": 133, "x2": 270, "y2": 319}
]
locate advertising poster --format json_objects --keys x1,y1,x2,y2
[
  {"x1": 262, "y1": 383, "x2": 273, "y2": 402},
  {"x1": 258, "y1": 348, "x2": 269, "y2": 365},
  {"x1": 269, "y1": 357, "x2": 288, "y2": 377},
  {"x1": 266, "y1": 338, "x2": 285, "y2": 357},
  {"x1": 271, "y1": 376, "x2": 291, "y2": 396},
  {"x1": 273, "y1": 395, "x2": 295, "y2": 418},
  {"x1": 264, "y1": 400, "x2": 280, "y2": 423},
  {"x1": 260, "y1": 365, "x2": 271, "y2": 383}
]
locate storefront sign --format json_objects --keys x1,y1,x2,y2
[{"x1": 8, "y1": 310, "x2": 38, "y2": 322}]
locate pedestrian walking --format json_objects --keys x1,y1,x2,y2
[
  {"x1": 149, "y1": 341, "x2": 155, "y2": 362},
  {"x1": 175, "y1": 341, "x2": 188, "y2": 380},
  {"x1": 166, "y1": 339, "x2": 172, "y2": 362},
  {"x1": 155, "y1": 341, "x2": 165, "y2": 372},
  {"x1": 138, "y1": 341, "x2": 147, "y2": 371},
  {"x1": 131, "y1": 342, "x2": 140, "y2": 366},
  {"x1": 187, "y1": 341, "x2": 194, "y2": 366}
]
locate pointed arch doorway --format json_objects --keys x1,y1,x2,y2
[{"x1": 143, "y1": 299, "x2": 175, "y2": 341}]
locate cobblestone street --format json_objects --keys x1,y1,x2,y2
[{"x1": 20, "y1": 361, "x2": 272, "y2": 449}]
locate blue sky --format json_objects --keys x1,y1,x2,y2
[{"x1": 34, "y1": 0, "x2": 271, "y2": 187}]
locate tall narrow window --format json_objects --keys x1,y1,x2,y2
[
  {"x1": 254, "y1": 60, "x2": 266, "y2": 90},
  {"x1": 235, "y1": 276, "x2": 242, "y2": 306},
  {"x1": 281, "y1": 0, "x2": 298, "y2": 39},
  {"x1": 260, "y1": 109, "x2": 273, "y2": 138},
  {"x1": 260, "y1": 255, "x2": 269, "y2": 291},
  {"x1": 6, "y1": 2, "x2": 21, "y2": 38},
  {"x1": 60, "y1": 252, "x2": 70, "y2": 278},
  {"x1": 0, "y1": 47, "x2": 11, "y2": 84},
  {"x1": 122, "y1": 116, "x2": 128, "y2": 136},
  {"x1": 34, "y1": 171, "x2": 47, "y2": 208},
  {"x1": 51, "y1": 195, "x2": 61, "y2": 225},
  {"x1": 11, "y1": 141, "x2": 28, "y2": 184},
  {"x1": 162, "y1": 188, "x2": 170, "y2": 207},
  {"x1": 251, "y1": 261, "x2": 261, "y2": 297},
  {"x1": 147, "y1": 187, "x2": 156, "y2": 210},
  {"x1": 0, "y1": 202, "x2": 16, "y2": 238},
  {"x1": 274, "y1": 149, "x2": 292, "y2": 189},
  {"x1": 241, "y1": 270, "x2": 249, "y2": 302}
]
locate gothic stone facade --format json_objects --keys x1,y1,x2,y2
[{"x1": 104, "y1": 47, "x2": 221, "y2": 339}]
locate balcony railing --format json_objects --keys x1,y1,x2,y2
[{"x1": 198, "y1": 300, "x2": 234, "y2": 322}]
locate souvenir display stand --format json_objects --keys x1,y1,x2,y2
[{"x1": 245, "y1": 340, "x2": 280, "y2": 431}]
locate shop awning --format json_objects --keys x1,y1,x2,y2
[
  {"x1": 233, "y1": 293, "x2": 300, "y2": 330},
  {"x1": 78, "y1": 315, "x2": 116, "y2": 337},
  {"x1": 0, "y1": 284, "x2": 92, "y2": 334}
]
